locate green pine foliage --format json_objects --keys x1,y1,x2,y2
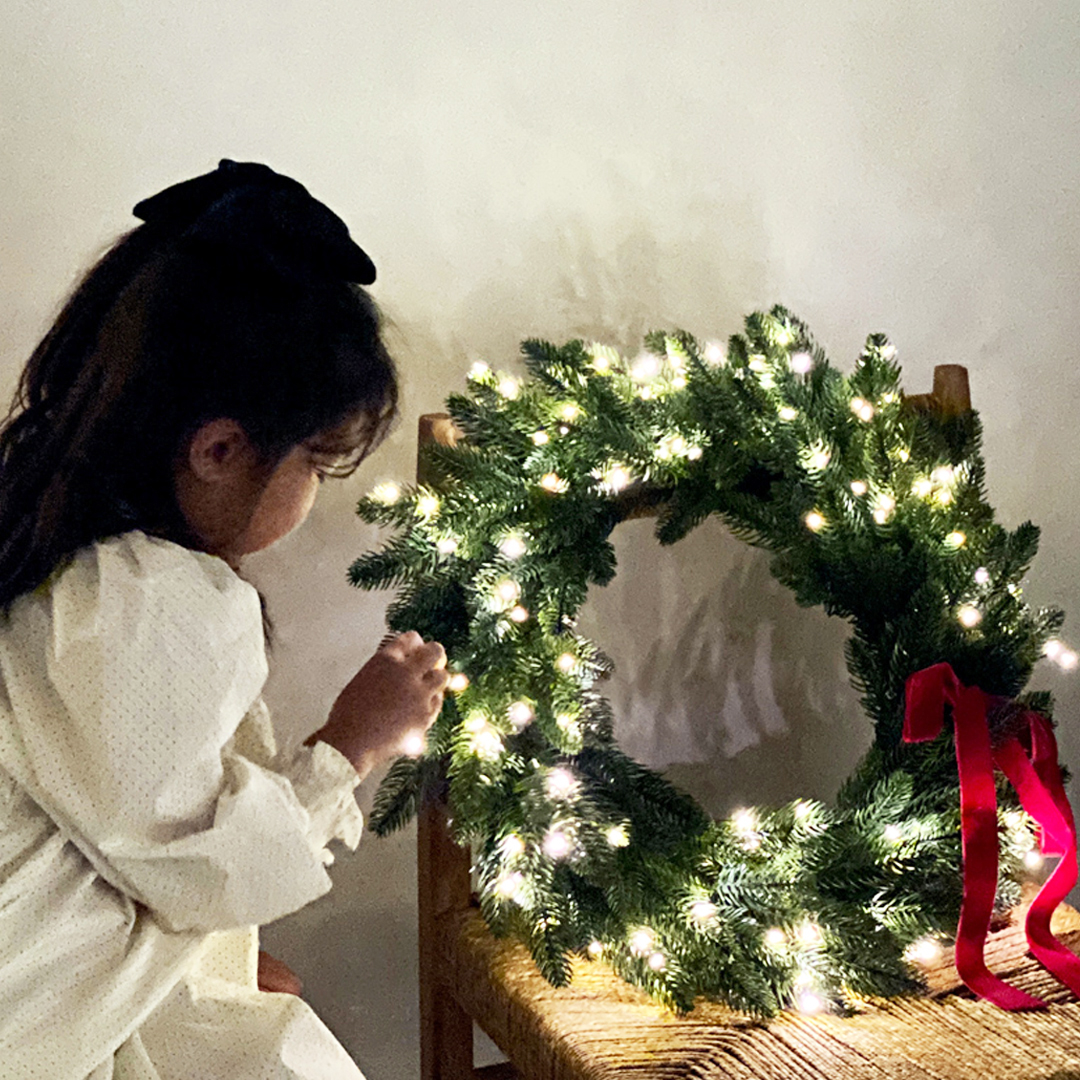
[{"x1": 348, "y1": 306, "x2": 1063, "y2": 1016}]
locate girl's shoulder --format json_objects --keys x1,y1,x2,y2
[{"x1": 30, "y1": 530, "x2": 264, "y2": 641}]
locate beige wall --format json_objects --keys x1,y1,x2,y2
[{"x1": 4, "y1": 2, "x2": 1080, "y2": 1076}]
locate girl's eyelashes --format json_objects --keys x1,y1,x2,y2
[{"x1": 306, "y1": 446, "x2": 354, "y2": 482}]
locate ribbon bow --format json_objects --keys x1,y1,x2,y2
[{"x1": 904, "y1": 662, "x2": 1080, "y2": 1009}]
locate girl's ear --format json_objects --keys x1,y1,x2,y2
[{"x1": 186, "y1": 418, "x2": 256, "y2": 482}]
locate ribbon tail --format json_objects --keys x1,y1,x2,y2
[
  {"x1": 996, "y1": 720, "x2": 1080, "y2": 997},
  {"x1": 950, "y1": 687, "x2": 1047, "y2": 1010}
]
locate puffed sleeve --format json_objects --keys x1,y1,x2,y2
[{"x1": 0, "y1": 532, "x2": 362, "y2": 934}]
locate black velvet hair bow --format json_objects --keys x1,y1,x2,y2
[{"x1": 133, "y1": 159, "x2": 376, "y2": 285}]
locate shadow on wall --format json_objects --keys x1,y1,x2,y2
[
  {"x1": 396, "y1": 195, "x2": 772, "y2": 383},
  {"x1": 581, "y1": 516, "x2": 870, "y2": 821},
  {"x1": 399, "y1": 205, "x2": 866, "y2": 824}
]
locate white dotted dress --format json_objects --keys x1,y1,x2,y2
[{"x1": 0, "y1": 533, "x2": 367, "y2": 1079}]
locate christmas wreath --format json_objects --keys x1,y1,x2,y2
[{"x1": 351, "y1": 306, "x2": 1069, "y2": 1015}]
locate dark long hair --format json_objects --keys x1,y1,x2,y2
[{"x1": 0, "y1": 161, "x2": 398, "y2": 608}]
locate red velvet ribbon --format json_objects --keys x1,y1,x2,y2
[{"x1": 903, "y1": 662, "x2": 1080, "y2": 1009}]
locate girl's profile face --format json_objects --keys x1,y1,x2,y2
[
  {"x1": 232, "y1": 444, "x2": 322, "y2": 556},
  {"x1": 175, "y1": 421, "x2": 326, "y2": 566}
]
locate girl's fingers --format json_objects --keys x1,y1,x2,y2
[
  {"x1": 379, "y1": 631, "x2": 444, "y2": 663},
  {"x1": 417, "y1": 641, "x2": 446, "y2": 670},
  {"x1": 423, "y1": 665, "x2": 450, "y2": 688},
  {"x1": 383, "y1": 630, "x2": 423, "y2": 656}
]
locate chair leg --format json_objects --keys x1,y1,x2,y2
[{"x1": 418, "y1": 801, "x2": 475, "y2": 1080}]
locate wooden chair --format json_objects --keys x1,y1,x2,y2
[{"x1": 415, "y1": 370, "x2": 1080, "y2": 1080}]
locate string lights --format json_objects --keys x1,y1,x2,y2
[{"x1": 355, "y1": 308, "x2": 1071, "y2": 1016}]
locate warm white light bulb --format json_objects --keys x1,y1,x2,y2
[
  {"x1": 957, "y1": 605, "x2": 982, "y2": 629},
  {"x1": 779, "y1": 406, "x2": 798, "y2": 421},
  {"x1": 588, "y1": 344, "x2": 618, "y2": 372},
  {"x1": 559, "y1": 403, "x2": 580, "y2": 422},
  {"x1": 873, "y1": 495, "x2": 895, "y2": 524},
  {"x1": 468, "y1": 361, "x2": 490, "y2": 379},
  {"x1": 850, "y1": 480, "x2": 867, "y2": 496},
  {"x1": 508, "y1": 701, "x2": 534, "y2": 730},
  {"x1": 495, "y1": 871, "x2": 525, "y2": 899},
  {"x1": 557, "y1": 653, "x2": 577, "y2": 673},
  {"x1": 806, "y1": 447, "x2": 831, "y2": 471},
  {"x1": 542, "y1": 829, "x2": 572, "y2": 860},
  {"x1": 436, "y1": 537, "x2": 459, "y2": 555},
  {"x1": 790, "y1": 352, "x2": 814, "y2": 375},
  {"x1": 470, "y1": 726, "x2": 504, "y2": 761},
  {"x1": 508, "y1": 605, "x2": 530, "y2": 623},
  {"x1": 704, "y1": 342, "x2": 726, "y2": 366},
  {"x1": 690, "y1": 900, "x2": 718, "y2": 922},
  {"x1": 501, "y1": 833, "x2": 526, "y2": 858},
  {"x1": 1060, "y1": 649, "x2": 1079, "y2": 670},
  {"x1": 765, "y1": 927, "x2": 787, "y2": 947},
  {"x1": 648, "y1": 951, "x2": 666, "y2": 971},
  {"x1": 532, "y1": 430, "x2": 549, "y2": 446},
  {"x1": 370, "y1": 481, "x2": 401, "y2": 504},
  {"x1": 945, "y1": 531, "x2": 966, "y2": 548},
  {"x1": 494, "y1": 579, "x2": 521, "y2": 604},
  {"x1": 974, "y1": 567, "x2": 990, "y2": 585},
  {"x1": 416, "y1": 494, "x2": 440, "y2": 517},
  {"x1": 462, "y1": 712, "x2": 487, "y2": 733},
  {"x1": 796, "y1": 991, "x2": 825, "y2": 1015},
  {"x1": 545, "y1": 767, "x2": 578, "y2": 799},
  {"x1": 497, "y1": 377, "x2": 520, "y2": 399},
  {"x1": 629, "y1": 928, "x2": 655, "y2": 955},
  {"x1": 798, "y1": 923, "x2": 822, "y2": 945},
  {"x1": 604, "y1": 466, "x2": 632, "y2": 491},
  {"x1": 1025, "y1": 849, "x2": 1044, "y2": 870},
  {"x1": 631, "y1": 354, "x2": 660, "y2": 382},
  {"x1": 499, "y1": 534, "x2": 527, "y2": 559},
  {"x1": 400, "y1": 732, "x2": 426, "y2": 757},
  {"x1": 447, "y1": 672, "x2": 470, "y2": 692},
  {"x1": 605, "y1": 824, "x2": 630, "y2": 848},
  {"x1": 905, "y1": 937, "x2": 943, "y2": 964},
  {"x1": 912, "y1": 478, "x2": 933, "y2": 498},
  {"x1": 732, "y1": 808, "x2": 757, "y2": 833},
  {"x1": 883, "y1": 824, "x2": 903, "y2": 843},
  {"x1": 587, "y1": 939, "x2": 604, "y2": 957},
  {"x1": 805, "y1": 511, "x2": 826, "y2": 532},
  {"x1": 540, "y1": 472, "x2": 565, "y2": 492}
]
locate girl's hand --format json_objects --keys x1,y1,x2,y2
[{"x1": 311, "y1": 632, "x2": 449, "y2": 779}]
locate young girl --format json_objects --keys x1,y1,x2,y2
[{"x1": 0, "y1": 160, "x2": 448, "y2": 1079}]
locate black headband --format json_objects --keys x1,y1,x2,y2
[{"x1": 133, "y1": 159, "x2": 376, "y2": 285}]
